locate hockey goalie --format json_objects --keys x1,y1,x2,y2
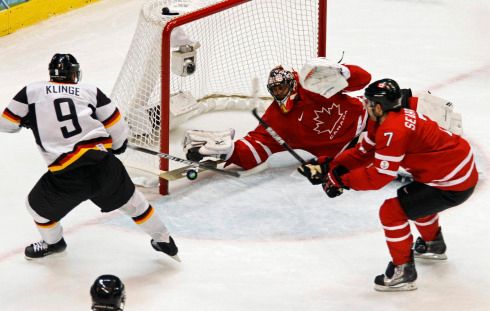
[
  {"x1": 183, "y1": 57, "x2": 371, "y2": 168},
  {"x1": 183, "y1": 57, "x2": 463, "y2": 172}
]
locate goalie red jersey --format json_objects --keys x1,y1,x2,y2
[
  {"x1": 227, "y1": 64, "x2": 372, "y2": 169},
  {"x1": 334, "y1": 108, "x2": 478, "y2": 192}
]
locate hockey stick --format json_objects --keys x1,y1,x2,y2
[
  {"x1": 128, "y1": 145, "x2": 240, "y2": 178},
  {"x1": 251, "y1": 108, "x2": 307, "y2": 165},
  {"x1": 251, "y1": 109, "x2": 343, "y2": 193}
]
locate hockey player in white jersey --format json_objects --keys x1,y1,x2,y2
[{"x1": 0, "y1": 53, "x2": 179, "y2": 261}]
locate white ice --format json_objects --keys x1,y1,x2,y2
[{"x1": 1, "y1": 0, "x2": 490, "y2": 310}]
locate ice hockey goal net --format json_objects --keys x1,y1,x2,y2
[{"x1": 112, "y1": 0, "x2": 327, "y2": 195}]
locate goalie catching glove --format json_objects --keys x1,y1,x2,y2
[
  {"x1": 183, "y1": 128, "x2": 235, "y2": 162},
  {"x1": 299, "y1": 57, "x2": 350, "y2": 99}
]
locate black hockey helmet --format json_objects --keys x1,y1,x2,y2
[
  {"x1": 90, "y1": 274, "x2": 126, "y2": 311},
  {"x1": 364, "y1": 78, "x2": 402, "y2": 112},
  {"x1": 267, "y1": 65, "x2": 296, "y2": 104},
  {"x1": 49, "y1": 53, "x2": 81, "y2": 83}
]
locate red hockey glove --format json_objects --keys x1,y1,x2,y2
[{"x1": 322, "y1": 165, "x2": 349, "y2": 198}]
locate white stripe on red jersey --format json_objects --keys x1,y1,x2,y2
[
  {"x1": 226, "y1": 65, "x2": 372, "y2": 170},
  {"x1": 340, "y1": 108, "x2": 478, "y2": 191}
]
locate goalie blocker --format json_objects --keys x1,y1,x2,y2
[{"x1": 183, "y1": 128, "x2": 235, "y2": 162}]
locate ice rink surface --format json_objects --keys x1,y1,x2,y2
[{"x1": 1, "y1": 0, "x2": 490, "y2": 310}]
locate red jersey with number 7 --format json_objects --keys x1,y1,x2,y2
[{"x1": 334, "y1": 108, "x2": 478, "y2": 192}]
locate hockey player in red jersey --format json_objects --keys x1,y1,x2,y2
[
  {"x1": 183, "y1": 58, "x2": 372, "y2": 169},
  {"x1": 301, "y1": 78, "x2": 478, "y2": 291},
  {"x1": 0, "y1": 54, "x2": 179, "y2": 261}
]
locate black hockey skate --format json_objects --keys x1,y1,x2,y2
[
  {"x1": 374, "y1": 257, "x2": 417, "y2": 292},
  {"x1": 413, "y1": 228, "x2": 447, "y2": 260},
  {"x1": 151, "y1": 236, "x2": 181, "y2": 262},
  {"x1": 25, "y1": 238, "x2": 67, "y2": 260}
]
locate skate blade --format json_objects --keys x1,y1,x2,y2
[
  {"x1": 24, "y1": 250, "x2": 67, "y2": 261},
  {"x1": 414, "y1": 253, "x2": 447, "y2": 260},
  {"x1": 374, "y1": 282, "x2": 417, "y2": 292},
  {"x1": 170, "y1": 254, "x2": 182, "y2": 262}
]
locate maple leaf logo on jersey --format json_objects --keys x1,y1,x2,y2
[{"x1": 313, "y1": 103, "x2": 347, "y2": 138}]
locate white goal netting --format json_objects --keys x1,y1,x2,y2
[{"x1": 111, "y1": 0, "x2": 326, "y2": 194}]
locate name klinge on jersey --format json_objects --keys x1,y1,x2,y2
[{"x1": 45, "y1": 84, "x2": 80, "y2": 96}]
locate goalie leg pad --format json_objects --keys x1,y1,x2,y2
[
  {"x1": 416, "y1": 92, "x2": 463, "y2": 134},
  {"x1": 450, "y1": 112, "x2": 462, "y2": 135}
]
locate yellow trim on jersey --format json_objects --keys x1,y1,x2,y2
[
  {"x1": 134, "y1": 207, "x2": 155, "y2": 225},
  {"x1": 48, "y1": 143, "x2": 112, "y2": 172},
  {"x1": 104, "y1": 112, "x2": 121, "y2": 129},
  {"x1": 1, "y1": 112, "x2": 20, "y2": 124},
  {"x1": 36, "y1": 221, "x2": 58, "y2": 229}
]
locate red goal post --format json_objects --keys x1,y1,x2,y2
[{"x1": 113, "y1": 0, "x2": 327, "y2": 195}]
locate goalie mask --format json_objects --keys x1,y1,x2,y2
[
  {"x1": 90, "y1": 274, "x2": 126, "y2": 311},
  {"x1": 49, "y1": 53, "x2": 81, "y2": 83},
  {"x1": 267, "y1": 66, "x2": 297, "y2": 113}
]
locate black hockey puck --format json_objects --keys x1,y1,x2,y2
[
  {"x1": 162, "y1": 7, "x2": 179, "y2": 16},
  {"x1": 186, "y1": 169, "x2": 198, "y2": 180}
]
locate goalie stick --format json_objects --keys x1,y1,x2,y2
[
  {"x1": 251, "y1": 109, "x2": 343, "y2": 195},
  {"x1": 251, "y1": 108, "x2": 307, "y2": 165},
  {"x1": 127, "y1": 145, "x2": 240, "y2": 178}
]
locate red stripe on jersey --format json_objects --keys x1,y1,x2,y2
[
  {"x1": 342, "y1": 108, "x2": 478, "y2": 192},
  {"x1": 132, "y1": 206, "x2": 154, "y2": 224},
  {"x1": 35, "y1": 220, "x2": 58, "y2": 229},
  {"x1": 102, "y1": 109, "x2": 121, "y2": 128},
  {"x1": 2, "y1": 108, "x2": 21, "y2": 124},
  {"x1": 48, "y1": 138, "x2": 113, "y2": 172}
]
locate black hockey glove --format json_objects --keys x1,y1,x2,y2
[
  {"x1": 297, "y1": 158, "x2": 332, "y2": 185},
  {"x1": 112, "y1": 139, "x2": 128, "y2": 155},
  {"x1": 322, "y1": 165, "x2": 350, "y2": 198},
  {"x1": 186, "y1": 146, "x2": 205, "y2": 162},
  {"x1": 400, "y1": 88, "x2": 413, "y2": 108},
  {"x1": 323, "y1": 184, "x2": 344, "y2": 198},
  {"x1": 19, "y1": 116, "x2": 31, "y2": 129}
]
